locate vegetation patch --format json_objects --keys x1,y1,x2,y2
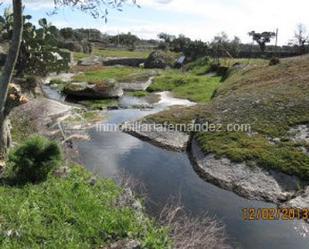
[
  {"x1": 73, "y1": 67, "x2": 158, "y2": 85},
  {"x1": 6, "y1": 136, "x2": 62, "y2": 185},
  {"x1": 148, "y1": 70, "x2": 221, "y2": 103},
  {"x1": 10, "y1": 111, "x2": 37, "y2": 144},
  {"x1": 74, "y1": 49, "x2": 152, "y2": 61},
  {"x1": 48, "y1": 79, "x2": 68, "y2": 91},
  {"x1": 127, "y1": 91, "x2": 150, "y2": 98},
  {"x1": 0, "y1": 164, "x2": 170, "y2": 249},
  {"x1": 78, "y1": 99, "x2": 119, "y2": 110}
]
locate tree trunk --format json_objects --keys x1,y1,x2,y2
[
  {"x1": 0, "y1": 114, "x2": 11, "y2": 158},
  {"x1": 0, "y1": 0, "x2": 23, "y2": 157}
]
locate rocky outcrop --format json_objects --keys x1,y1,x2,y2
[
  {"x1": 288, "y1": 124, "x2": 309, "y2": 155},
  {"x1": 118, "y1": 77, "x2": 155, "y2": 92},
  {"x1": 103, "y1": 57, "x2": 145, "y2": 67},
  {"x1": 190, "y1": 139, "x2": 303, "y2": 203},
  {"x1": 78, "y1": 55, "x2": 103, "y2": 66},
  {"x1": 63, "y1": 81, "x2": 123, "y2": 99},
  {"x1": 144, "y1": 51, "x2": 175, "y2": 69},
  {"x1": 281, "y1": 187, "x2": 309, "y2": 210},
  {"x1": 121, "y1": 121, "x2": 190, "y2": 152},
  {"x1": 103, "y1": 239, "x2": 141, "y2": 249}
]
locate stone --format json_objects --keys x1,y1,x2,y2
[
  {"x1": 63, "y1": 81, "x2": 123, "y2": 99},
  {"x1": 121, "y1": 121, "x2": 190, "y2": 152},
  {"x1": 144, "y1": 50, "x2": 175, "y2": 69},
  {"x1": 282, "y1": 187, "x2": 309, "y2": 210},
  {"x1": 102, "y1": 57, "x2": 145, "y2": 67},
  {"x1": 118, "y1": 76, "x2": 155, "y2": 91},
  {"x1": 190, "y1": 139, "x2": 303, "y2": 203},
  {"x1": 78, "y1": 55, "x2": 103, "y2": 66},
  {"x1": 103, "y1": 239, "x2": 141, "y2": 249}
]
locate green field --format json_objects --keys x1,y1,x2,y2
[
  {"x1": 74, "y1": 48, "x2": 152, "y2": 61},
  {"x1": 73, "y1": 67, "x2": 158, "y2": 84}
]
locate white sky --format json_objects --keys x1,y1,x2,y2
[{"x1": 3, "y1": 0, "x2": 309, "y2": 44}]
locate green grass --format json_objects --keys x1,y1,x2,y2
[
  {"x1": 48, "y1": 79, "x2": 68, "y2": 91},
  {"x1": 94, "y1": 49, "x2": 152, "y2": 58},
  {"x1": 127, "y1": 91, "x2": 150, "y2": 98},
  {"x1": 78, "y1": 99, "x2": 119, "y2": 110},
  {"x1": 74, "y1": 49, "x2": 152, "y2": 61},
  {"x1": 0, "y1": 165, "x2": 170, "y2": 249},
  {"x1": 148, "y1": 70, "x2": 221, "y2": 103},
  {"x1": 73, "y1": 67, "x2": 158, "y2": 84},
  {"x1": 197, "y1": 131, "x2": 309, "y2": 179}
]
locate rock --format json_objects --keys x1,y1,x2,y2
[
  {"x1": 121, "y1": 121, "x2": 190, "y2": 152},
  {"x1": 103, "y1": 57, "x2": 145, "y2": 67},
  {"x1": 118, "y1": 76, "x2": 155, "y2": 91},
  {"x1": 88, "y1": 177, "x2": 97, "y2": 186},
  {"x1": 103, "y1": 239, "x2": 141, "y2": 249},
  {"x1": 78, "y1": 55, "x2": 103, "y2": 66},
  {"x1": 10, "y1": 98, "x2": 75, "y2": 137},
  {"x1": 43, "y1": 72, "x2": 76, "y2": 85},
  {"x1": 144, "y1": 50, "x2": 175, "y2": 69},
  {"x1": 289, "y1": 124, "x2": 309, "y2": 143},
  {"x1": 282, "y1": 187, "x2": 309, "y2": 209},
  {"x1": 64, "y1": 81, "x2": 123, "y2": 99},
  {"x1": 54, "y1": 166, "x2": 71, "y2": 178},
  {"x1": 190, "y1": 139, "x2": 303, "y2": 203}
]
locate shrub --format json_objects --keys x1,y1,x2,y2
[
  {"x1": 269, "y1": 57, "x2": 280, "y2": 66},
  {"x1": 8, "y1": 136, "x2": 63, "y2": 184}
]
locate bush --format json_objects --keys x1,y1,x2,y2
[
  {"x1": 269, "y1": 57, "x2": 280, "y2": 66},
  {"x1": 7, "y1": 136, "x2": 63, "y2": 184}
]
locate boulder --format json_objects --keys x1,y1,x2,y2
[
  {"x1": 144, "y1": 50, "x2": 175, "y2": 69},
  {"x1": 78, "y1": 55, "x2": 103, "y2": 66},
  {"x1": 190, "y1": 139, "x2": 303, "y2": 203},
  {"x1": 103, "y1": 57, "x2": 145, "y2": 67},
  {"x1": 103, "y1": 239, "x2": 141, "y2": 249},
  {"x1": 63, "y1": 81, "x2": 123, "y2": 99}
]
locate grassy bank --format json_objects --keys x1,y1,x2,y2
[
  {"x1": 148, "y1": 70, "x2": 221, "y2": 103},
  {"x1": 73, "y1": 67, "x2": 158, "y2": 84},
  {"x1": 74, "y1": 49, "x2": 152, "y2": 61},
  {"x1": 145, "y1": 56, "x2": 309, "y2": 180},
  {"x1": 0, "y1": 165, "x2": 170, "y2": 249}
]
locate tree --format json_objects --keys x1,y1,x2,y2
[
  {"x1": 183, "y1": 40, "x2": 208, "y2": 61},
  {"x1": 158, "y1": 32, "x2": 176, "y2": 44},
  {"x1": 248, "y1": 31, "x2": 275, "y2": 52},
  {"x1": 293, "y1": 24, "x2": 308, "y2": 54},
  {"x1": 0, "y1": 0, "x2": 23, "y2": 157},
  {"x1": 210, "y1": 32, "x2": 241, "y2": 58},
  {"x1": 0, "y1": 0, "x2": 136, "y2": 157},
  {"x1": 110, "y1": 32, "x2": 139, "y2": 50},
  {"x1": 170, "y1": 34, "x2": 191, "y2": 53}
]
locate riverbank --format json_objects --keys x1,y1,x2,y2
[
  {"x1": 121, "y1": 55, "x2": 309, "y2": 212},
  {"x1": 3, "y1": 89, "x2": 172, "y2": 248}
]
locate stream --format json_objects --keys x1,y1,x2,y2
[{"x1": 44, "y1": 85, "x2": 309, "y2": 249}]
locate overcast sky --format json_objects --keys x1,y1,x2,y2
[{"x1": 1, "y1": 0, "x2": 309, "y2": 45}]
